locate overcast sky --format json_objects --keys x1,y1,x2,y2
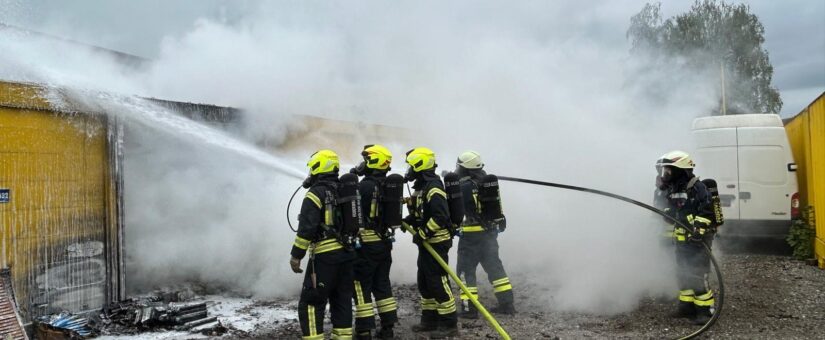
[{"x1": 1, "y1": 0, "x2": 822, "y2": 116}]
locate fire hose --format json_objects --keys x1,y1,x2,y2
[
  {"x1": 286, "y1": 185, "x2": 302, "y2": 232},
  {"x1": 497, "y1": 176, "x2": 723, "y2": 340}
]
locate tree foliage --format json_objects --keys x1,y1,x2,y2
[{"x1": 628, "y1": 1, "x2": 782, "y2": 114}]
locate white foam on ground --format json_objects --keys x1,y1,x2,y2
[
  {"x1": 97, "y1": 295, "x2": 295, "y2": 338},
  {"x1": 206, "y1": 295, "x2": 295, "y2": 333},
  {"x1": 98, "y1": 330, "x2": 204, "y2": 340}
]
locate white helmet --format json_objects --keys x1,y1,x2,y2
[
  {"x1": 656, "y1": 150, "x2": 695, "y2": 169},
  {"x1": 457, "y1": 150, "x2": 484, "y2": 169}
]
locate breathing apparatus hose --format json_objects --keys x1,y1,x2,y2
[
  {"x1": 399, "y1": 223, "x2": 511, "y2": 340},
  {"x1": 286, "y1": 185, "x2": 302, "y2": 232},
  {"x1": 497, "y1": 176, "x2": 723, "y2": 340}
]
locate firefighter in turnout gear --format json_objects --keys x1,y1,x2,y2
[
  {"x1": 656, "y1": 151, "x2": 717, "y2": 326},
  {"x1": 402, "y1": 147, "x2": 459, "y2": 338},
  {"x1": 453, "y1": 151, "x2": 515, "y2": 318},
  {"x1": 290, "y1": 150, "x2": 356, "y2": 340},
  {"x1": 350, "y1": 145, "x2": 399, "y2": 340}
]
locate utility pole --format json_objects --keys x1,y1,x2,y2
[{"x1": 720, "y1": 62, "x2": 727, "y2": 115}]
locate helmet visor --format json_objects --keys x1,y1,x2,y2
[{"x1": 658, "y1": 165, "x2": 675, "y2": 183}]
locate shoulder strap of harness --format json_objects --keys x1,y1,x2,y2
[{"x1": 686, "y1": 176, "x2": 700, "y2": 190}]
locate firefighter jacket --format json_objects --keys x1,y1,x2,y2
[
  {"x1": 662, "y1": 175, "x2": 715, "y2": 242},
  {"x1": 404, "y1": 171, "x2": 453, "y2": 244},
  {"x1": 291, "y1": 174, "x2": 350, "y2": 259}
]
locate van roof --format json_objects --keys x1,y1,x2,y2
[{"x1": 692, "y1": 114, "x2": 783, "y2": 130}]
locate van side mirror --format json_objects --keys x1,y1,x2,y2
[{"x1": 788, "y1": 163, "x2": 797, "y2": 172}]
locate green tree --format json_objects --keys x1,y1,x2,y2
[{"x1": 628, "y1": 1, "x2": 782, "y2": 114}]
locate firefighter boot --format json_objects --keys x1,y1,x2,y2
[
  {"x1": 429, "y1": 324, "x2": 459, "y2": 339},
  {"x1": 355, "y1": 331, "x2": 373, "y2": 340},
  {"x1": 459, "y1": 302, "x2": 478, "y2": 319},
  {"x1": 410, "y1": 323, "x2": 436, "y2": 333},
  {"x1": 671, "y1": 301, "x2": 695, "y2": 319},
  {"x1": 692, "y1": 306, "x2": 712, "y2": 325},
  {"x1": 490, "y1": 302, "x2": 516, "y2": 315},
  {"x1": 411, "y1": 312, "x2": 437, "y2": 333},
  {"x1": 375, "y1": 324, "x2": 394, "y2": 339}
]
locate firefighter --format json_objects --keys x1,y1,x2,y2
[
  {"x1": 453, "y1": 151, "x2": 515, "y2": 318},
  {"x1": 402, "y1": 147, "x2": 459, "y2": 338},
  {"x1": 350, "y1": 145, "x2": 398, "y2": 340},
  {"x1": 290, "y1": 150, "x2": 356, "y2": 340},
  {"x1": 655, "y1": 150, "x2": 716, "y2": 325}
]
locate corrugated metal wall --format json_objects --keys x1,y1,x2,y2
[
  {"x1": 0, "y1": 81, "x2": 124, "y2": 324},
  {"x1": 1, "y1": 269, "x2": 28, "y2": 339},
  {"x1": 785, "y1": 92, "x2": 825, "y2": 268}
]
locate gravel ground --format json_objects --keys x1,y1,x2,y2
[{"x1": 223, "y1": 253, "x2": 824, "y2": 340}]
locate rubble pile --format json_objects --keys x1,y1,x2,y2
[{"x1": 95, "y1": 297, "x2": 226, "y2": 336}]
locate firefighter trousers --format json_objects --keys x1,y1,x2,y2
[
  {"x1": 353, "y1": 241, "x2": 397, "y2": 333},
  {"x1": 675, "y1": 236, "x2": 715, "y2": 310},
  {"x1": 298, "y1": 251, "x2": 355, "y2": 340},
  {"x1": 456, "y1": 230, "x2": 513, "y2": 306},
  {"x1": 417, "y1": 240, "x2": 458, "y2": 328}
]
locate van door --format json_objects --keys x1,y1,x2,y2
[
  {"x1": 736, "y1": 127, "x2": 795, "y2": 221},
  {"x1": 693, "y1": 128, "x2": 740, "y2": 220}
]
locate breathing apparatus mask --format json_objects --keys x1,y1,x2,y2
[
  {"x1": 404, "y1": 166, "x2": 416, "y2": 182},
  {"x1": 302, "y1": 175, "x2": 316, "y2": 189},
  {"x1": 350, "y1": 161, "x2": 367, "y2": 176},
  {"x1": 454, "y1": 165, "x2": 467, "y2": 178},
  {"x1": 655, "y1": 164, "x2": 686, "y2": 187},
  {"x1": 656, "y1": 165, "x2": 691, "y2": 207}
]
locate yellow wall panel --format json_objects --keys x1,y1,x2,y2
[
  {"x1": 807, "y1": 94, "x2": 825, "y2": 268},
  {"x1": 786, "y1": 92, "x2": 825, "y2": 268},
  {"x1": 0, "y1": 105, "x2": 110, "y2": 322},
  {"x1": 785, "y1": 114, "x2": 809, "y2": 203}
]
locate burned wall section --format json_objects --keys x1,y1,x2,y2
[{"x1": 0, "y1": 81, "x2": 125, "y2": 326}]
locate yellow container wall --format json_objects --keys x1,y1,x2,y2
[
  {"x1": 786, "y1": 113, "x2": 809, "y2": 203},
  {"x1": 0, "y1": 106, "x2": 109, "y2": 322},
  {"x1": 809, "y1": 95, "x2": 825, "y2": 268},
  {"x1": 786, "y1": 92, "x2": 825, "y2": 268}
]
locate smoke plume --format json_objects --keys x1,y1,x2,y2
[{"x1": 1, "y1": 1, "x2": 723, "y2": 312}]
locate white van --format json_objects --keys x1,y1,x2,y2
[{"x1": 692, "y1": 114, "x2": 799, "y2": 238}]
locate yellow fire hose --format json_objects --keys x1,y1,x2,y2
[{"x1": 401, "y1": 223, "x2": 511, "y2": 340}]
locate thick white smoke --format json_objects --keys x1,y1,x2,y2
[{"x1": 1, "y1": 1, "x2": 723, "y2": 312}]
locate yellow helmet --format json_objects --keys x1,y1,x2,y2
[
  {"x1": 405, "y1": 147, "x2": 437, "y2": 172},
  {"x1": 307, "y1": 149, "x2": 340, "y2": 175},
  {"x1": 362, "y1": 144, "x2": 393, "y2": 170}
]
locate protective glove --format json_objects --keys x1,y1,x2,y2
[
  {"x1": 404, "y1": 197, "x2": 416, "y2": 216},
  {"x1": 494, "y1": 217, "x2": 507, "y2": 233},
  {"x1": 688, "y1": 228, "x2": 705, "y2": 242},
  {"x1": 289, "y1": 257, "x2": 303, "y2": 273},
  {"x1": 402, "y1": 215, "x2": 419, "y2": 229},
  {"x1": 412, "y1": 233, "x2": 423, "y2": 245}
]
